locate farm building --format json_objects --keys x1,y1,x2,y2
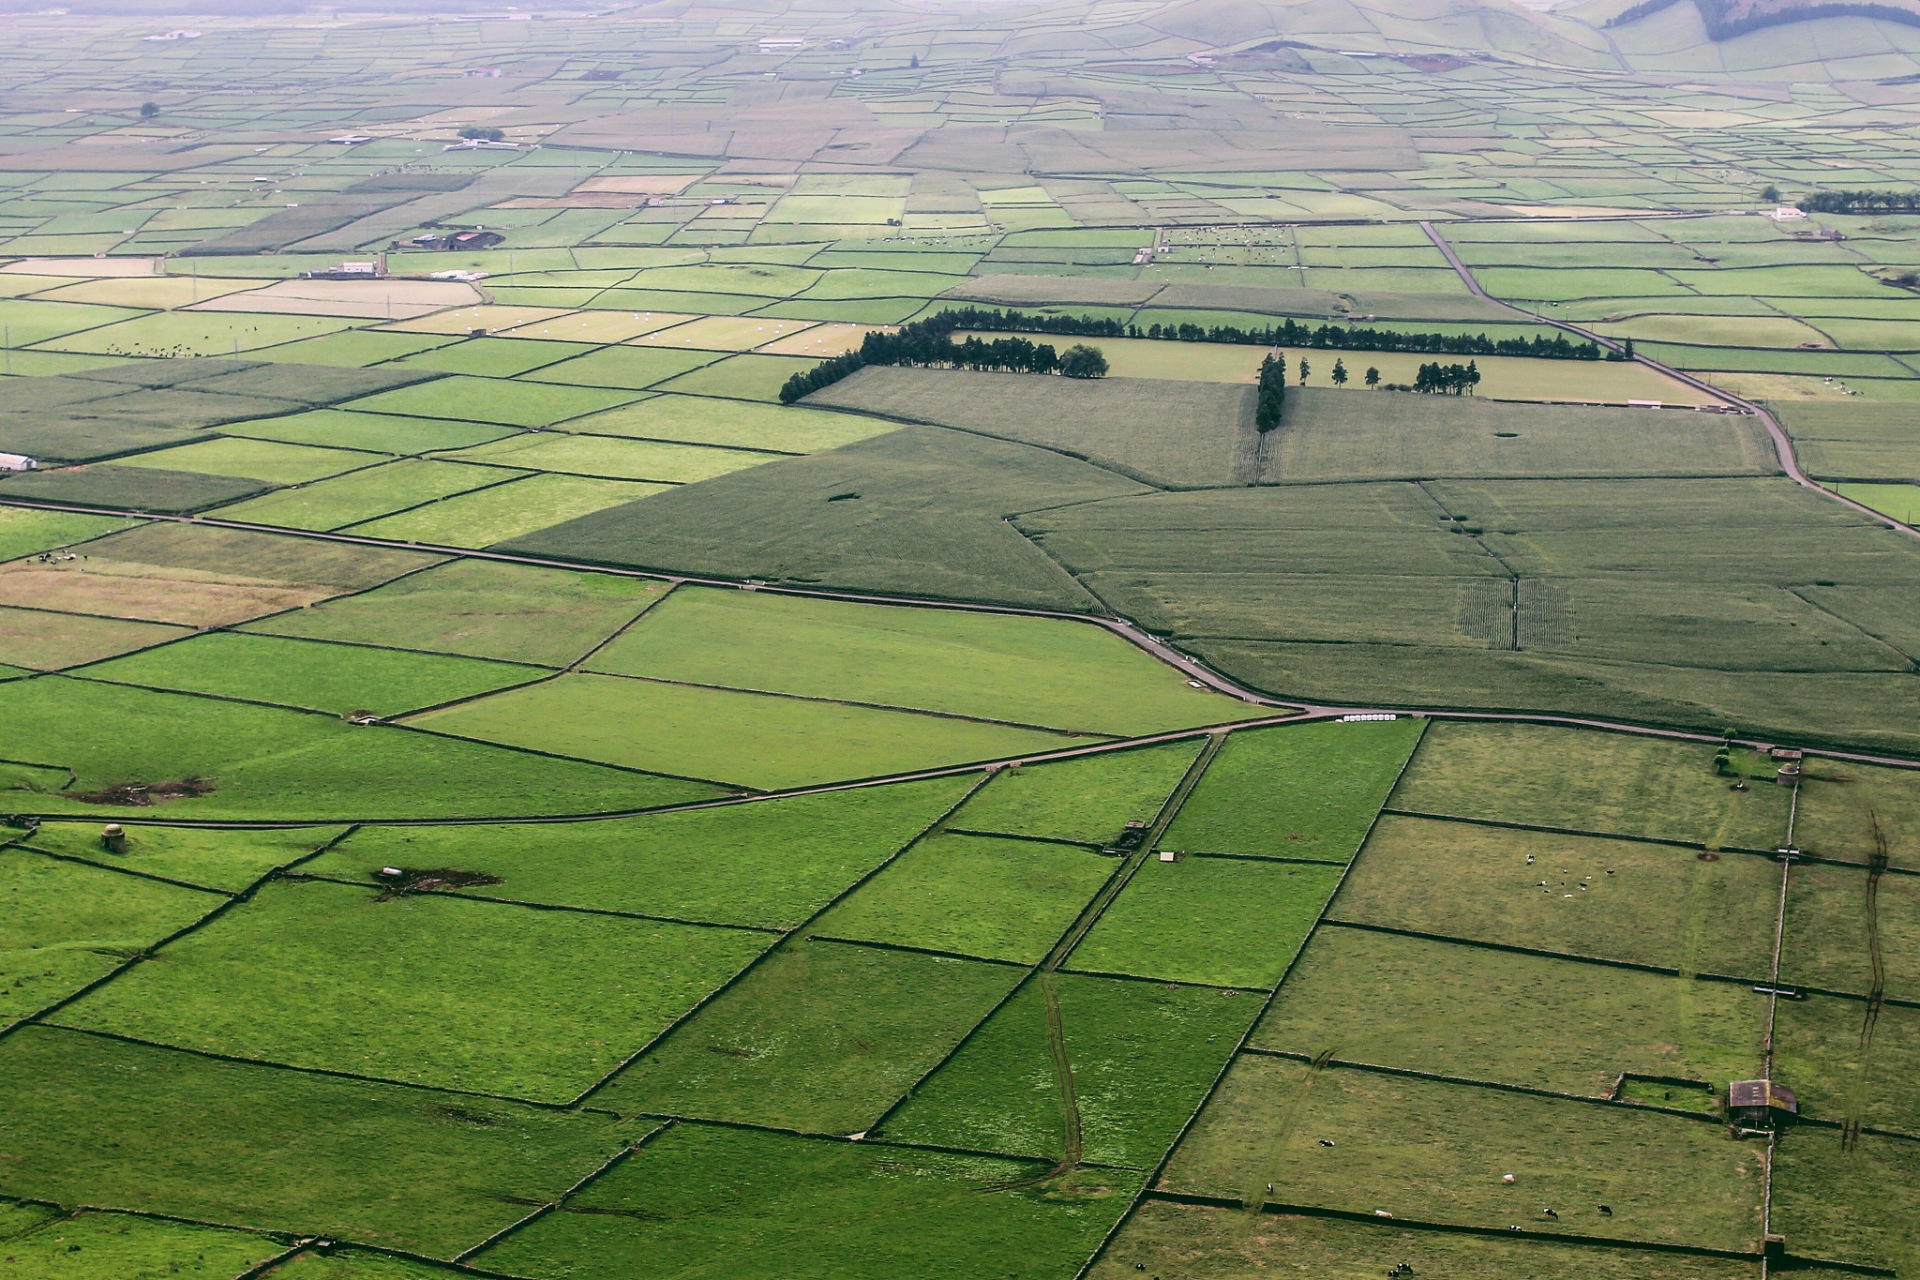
[
  {"x1": 0, "y1": 452, "x2": 38, "y2": 472},
  {"x1": 1729, "y1": 1079, "x2": 1797, "y2": 1129}
]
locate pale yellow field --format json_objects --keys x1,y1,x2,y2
[
  {"x1": 37, "y1": 276, "x2": 265, "y2": 309},
  {"x1": 191, "y1": 277, "x2": 482, "y2": 320},
  {"x1": 385, "y1": 304, "x2": 569, "y2": 335},
  {"x1": 500, "y1": 310, "x2": 698, "y2": 343},
  {"x1": 758, "y1": 322, "x2": 893, "y2": 356},
  {"x1": 632, "y1": 315, "x2": 818, "y2": 352},
  {"x1": 0, "y1": 256, "x2": 159, "y2": 278}
]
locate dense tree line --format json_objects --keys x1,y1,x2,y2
[
  {"x1": 777, "y1": 311, "x2": 1106, "y2": 403},
  {"x1": 1797, "y1": 190, "x2": 1920, "y2": 215},
  {"x1": 1255, "y1": 354, "x2": 1286, "y2": 431},
  {"x1": 926, "y1": 305, "x2": 1610, "y2": 361},
  {"x1": 1411, "y1": 361, "x2": 1482, "y2": 395}
]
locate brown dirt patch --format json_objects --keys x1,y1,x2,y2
[
  {"x1": 0, "y1": 561, "x2": 335, "y2": 627},
  {"x1": 372, "y1": 866, "x2": 505, "y2": 898},
  {"x1": 71, "y1": 777, "x2": 216, "y2": 806}
]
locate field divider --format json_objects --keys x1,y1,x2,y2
[
  {"x1": 559, "y1": 579, "x2": 678, "y2": 672},
  {"x1": 0, "y1": 824, "x2": 358, "y2": 1045},
  {"x1": 379, "y1": 719, "x2": 758, "y2": 792},
  {"x1": 287, "y1": 871, "x2": 786, "y2": 933},
  {"x1": 1181, "y1": 849, "x2": 1349, "y2": 867},
  {"x1": 15, "y1": 842, "x2": 237, "y2": 897},
  {"x1": 295, "y1": 466, "x2": 545, "y2": 535},
  {"x1": 1379, "y1": 807, "x2": 1788, "y2": 858},
  {"x1": 38, "y1": 1019, "x2": 617, "y2": 1114},
  {"x1": 804, "y1": 933, "x2": 1032, "y2": 968},
  {"x1": 569, "y1": 769, "x2": 998, "y2": 1109},
  {"x1": 1321, "y1": 917, "x2": 1771, "y2": 985},
  {"x1": 1075, "y1": 717, "x2": 1427, "y2": 1279},
  {"x1": 869, "y1": 737, "x2": 1226, "y2": 1142},
  {"x1": 229, "y1": 1243, "x2": 309, "y2": 1280},
  {"x1": 1239, "y1": 1047, "x2": 1727, "y2": 1124},
  {"x1": 450, "y1": 1119, "x2": 673, "y2": 1264},
  {"x1": 621, "y1": 1110, "x2": 1144, "y2": 1171},
  {"x1": 944, "y1": 826, "x2": 1106, "y2": 850}
]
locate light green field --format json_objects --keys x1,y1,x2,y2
[
  {"x1": 114, "y1": 437, "x2": 386, "y2": 485},
  {"x1": 407, "y1": 671, "x2": 1081, "y2": 789},
  {"x1": 585, "y1": 586, "x2": 1251, "y2": 736},
  {"x1": 563, "y1": 394, "x2": 895, "y2": 452},
  {"x1": 215, "y1": 459, "x2": 516, "y2": 530},
  {"x1": 442, "y1": 432, "x2": 782, "y2": 483},
  {"x1": 345, "y1": 474, "x2": 663, "y2": 547},
  {"x1": 40, "y1": 311, "x2": 354, "y2": 356},
  {"x1": 1834, "y1": 482, "x2": 1920, "y2": 524}
]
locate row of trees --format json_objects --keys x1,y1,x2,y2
[
  {"x1": 1797, "y1": 190, "x2": 1920, "y2": 215},
  {"x1": 1255, "y1": 354, "x2": 1286, "y2": 431},
  {"x1": 1409, "y1": 361, "x2": 1482, "y2": 395},
  {"x1": 928, "y1": 305, "x2": 1609, "y2": 361},
  {"x1": 777, "y1": 311, "x2": 1108, "y2": 403}
]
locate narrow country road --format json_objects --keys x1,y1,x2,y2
[{"x1": 1419, "y1": 219, "x2": 1920, "y2": 539}]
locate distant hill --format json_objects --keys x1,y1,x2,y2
[{"x1": 1606, "y1": 0, "x2": 1920, "y2": 37}]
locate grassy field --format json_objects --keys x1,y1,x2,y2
[
  {"x1": 590, "y1": 941, "x2": 1022, "y2": 1134},
  {"x1": 409, "y1": 671, "x2": 1078, "y2": 789},
  {"x1": 0, "y1": 507, "x2": 134, "y2": 561},
  {"x1": 0, "y1": 1025, "x2": 631, "y2": 1257},
  {"x1": 565, "y1": 393, "x2": 894, "y2": 452},
  {"x1": 0, "y1": 606, "x2": 189, "y2": 670},
  {"x1": 1331, "y1": 816, "x2": 1782, "y2": 977},
  {"x1": 1769, "y1": 995, "x2": 1919, "y2": 1135},
  {"x1": 1069, "y1": 856, "x2": 1342, "y2": 988},
  {"x1": 22, "y1": 821, "x2": 338, "y2": 893},
  {"x1": 1252, "y1": 927, "x2": 1765, "y2": 1096},
  {"x1": 76, "y1": 632, "x2": 546, "y2": 716},
  {"x1": 476, "y1": 1121, "x2": 1140, "y2": 1280},
  {"x1": 879, "y1": 973, "x2": 1257, "y2": 1167},
  {"x1": 1161, "y1": 720, "x2": 1422, "y2": 860},
  {"x1": 815, "y1": 832, "x2": 1114, "y2": 964},
  {"x1": 344, "y1": 474, "x2": 665, "y2": 547},
  {"x1": 1162, "y1": 1057, "x2": 1766, "y2": 1252},
  {"x1": 1772, "y1": 1128, "x2": 1919, "y2": 1278},
  {"x1": 953, "y1": 741, "x2": 1203, "y2": 844},
  {"x1": 584, "y1": 585, "x2": 1250, "y2": 735},
  {"x1": 1391, "y1": 722, "x2": 1792, "y2": 850},
  {"x1": 1781, "y1": 860, "x2": 1920, "y2": 998},
  {"x1": 61, "y1": 876, "x2": 771, "y2": 1101},
  {"x1": 0, "y1": 1203, "x2": 286, "y2": 1279},
  {"x1": 215, "y1": 459, "x2": 514, "y2": 531},
  {"x1": 305, "y1": 778, "x2": 969, "y2": 929},
  {"x1": 1794, "y1": 757, "x2": 1920, "y2": 868},
  {"x1": 246, "y1": 558, "x2": 667, "y2": 666}
]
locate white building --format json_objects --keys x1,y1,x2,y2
[{"x1": 0, "y1": 453, "x2": 38, "y2": 472}]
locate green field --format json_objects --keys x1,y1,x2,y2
[{"x1": 952, "y1": 741, "x2": 1203, "y2": 844}]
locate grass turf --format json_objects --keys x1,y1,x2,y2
[
  {"x1": 952, "y1": 741, "x2": 1203, "y2": 844},
  {"x1": 1329, "y1": 815, "x2": 1782, "y2": 977},
  {"x1": 304, "y1": 776, "x2": 971, "y2": 929},
  {"x1": 344, "y1": 474, "x2": 664, "y2": 547},
  {"x1": 1161, "y1": 719, "x2": 1423, "y2": 860},
  {"x1": 21, "y1": 821, "x2": 340, "y2": 893},
  {"x1": 60, "y1": 876, "x2": 771, "y2": 1101},
  {"x1": 1069, "y1": 856, "x2": 1342, "y2": 988},
  {"x1": 0, "y1": 1024, "x2": 631, "y2": 1257},
  {"x1": 75, "y1": 632, "x2": 547, "y2": 717},
  {"x1": 407, "y1": 672, "x2": 1079, "y2": 790},
  {"x1": 589, "y1": 940, "x2": 1022, "y2": 1134},
  {"x1": 879, "y1": 972, "x2": 1258, "y2": 1167},
  {"x1": 0, "y1": 1203, "x2": 287, "y2": 1279},
  {"x1": 814, "y1": 832, "x2": 1115, "y2": 964}
]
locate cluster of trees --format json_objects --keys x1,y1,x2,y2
[
  {"x1": 1255, "y1": 354, "x2": 1286, "y2": 431},
  {"x1": 1797, "y1": 190, "x2": 1920, "y2": 215},
  {"x1": 1408, "y1": 361, "x2": 1482, "y2": 395},
  {"x1": 459, "y1": 126, "x2": 507, "y2": 142},
  {"x1": 777, "y1": 311, "x2": 1107, "y2": 403},
  {"x1": 928, "y1": 305, "x2": 1608, "y2": 361}
]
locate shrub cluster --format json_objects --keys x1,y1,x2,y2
[{"x1": 1413, "y1": 361, "x2": 1482, "y2": 395}]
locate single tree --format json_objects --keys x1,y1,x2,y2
[
  {"x1": 1623, "y1": 337, "x2": 1635, "y2": 360},
  {"x1": 140, "y1": 101, "x2": 159, "y2": 118},
  {"x1": 909, "y1": 52, "x2": 920, "y2": 68},
  {"x1": 1761, "y1": 183, "x2": 1780, "y2": 204},
  {"x1": 1331, "y1": 358, "x2": 1348, "y2": 388},
  {"x1": 1466, "y1": 360, "x2": 1481, "y2": 395},
  {"x1": 1365, "y1": 365, "x2": 1379, "y2": 389},
  {"x1": 1059, "y1": 344, "x2": 1108, "y2": 379},
  {"x1": 1297, "y1": 356, "x2": 1310, "y2": 384}
]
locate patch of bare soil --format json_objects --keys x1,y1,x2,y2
[{"x1": 71, "y1": 777, "x2": 215, "y2": 806}]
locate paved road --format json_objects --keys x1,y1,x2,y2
[{"x1": 1420, "y1": 219, "x2": 1919, "y2": 540}]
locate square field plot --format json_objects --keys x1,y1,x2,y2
[
  {"x1": 0, "y1": 847, "x2": 222, "y2": 1023},
  {"x1": 880, "y1": 973, "x2": 1257, "y2": 1168},
  {"x1": 77, "y1": 632, "x2": 547, "y2": 716},
  {"x1": 1162, "y1": 1057, "x2": 1766, "y2": 1252},
  {"x1": 1252, "y1": 927, "x2": 1765, "y2": 1098},
  {"x1": 345, "y1": 475, "x2": 662, "y2": 547},
  {"x1": 1793, "y1": 759, "x2": 1920, "y2": 869},
  {"x1": 24, "y1": 821, "x2": 339, "y2": 892},
  {"x1": 0, "y1": 1204, "x2": 286, "y2": 1279},
  {"x1": 344, "y1": 375, "x2": 639, "y2": 428},
  {"x1": 386, "y1": 304, "x2": 570, "y2": 335},
  {"x1": 394, "y1": 336, "x2": 592, "y2": 378},
  {"x1": 633, "y1": 315, "x2": 816, "y2": 351},
  {"x1": 0, "y1": 606, "x2": 188, "y2": 669},
  {"x1": 1089, "y1": 1201, "x2": 1760, "y2": 1280},
  {"x1": 587, "y1": 586, "x2": 1250, "y2": 737},
  {"x1": 654, "y1": 353, "x2": 820, "y2": 402},
  {"x1": 219, "y1": 408, "x2": 515, "y2": 454},
  {"x1": 815, "y1": 832, "x2": 1114, "y2": 964},
  {"x1": 443, "y1": 432, "x2": 782, "y2": 483},
  {"x1": 408, "y1": 672, "x2": 1078, "y2": 790},
  {"x1": 246, "y1": 558, "x2": 664, "y2": 666},
  {"x1": 476, "y1": 1122, "x2": 1137, "y2": 1280},
  {"x1": 591, "y1": 941, "x2": 1022, "y2": 1134},
  {"x1": 953, "y1": 741, "x2": 1203, "y2": 845},
  {"x1": 1069, "y1": 855, "x2": 1341, "y2": 989},
  {"x1": 1770, "y1": 996, "x2": 1920, "y2": 1135},
  {"x1": 1332, "y1": 815, "x2": 1782, "y2": 977},
  {"x1": 0, "y1": 507, "x2": 133, "y2": 561},
  {"x1": 0, "y1": 465, "x2": 268, "y2": 514},
  {"x1": 61, "y1": 877, "x2": 771, "y2": 1101},
  {"x1": 518, "y1": 345, "x2": 721, "y2": 391},
  {"x1": 566, "y1": 393, "x2": 894, "y2": 453},
  {"x1": 497, "y1": 309, "x2": 697, "y2": 343},
  {"x1": 306, "y1": 776, "x2": 970, "y2": 929},
  {"x1": 1781, "y1": 860, "x2": 1920, "y2": 1000},
  {"x1": 1163, "y1": 719, "x2": 1424, "y2": 860},
  {"x1": 1391, "y1": 722, "x2": 1792, "y2": 851},
  {"x1": 1772, "y1": 1127, "x2": 1920, "y2": 1278},
  {"x1": 0, "y1": 1025, "x2": 629, "y2": 1257}
]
